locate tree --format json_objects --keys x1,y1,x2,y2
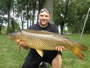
[
  {"x1": 0, "y1": 0, "x2": 13, "y2": 34},
  {"x1": 54, "y1": 0, "x2": 70, "y2": 34},
  {"x1": 0, "y1": 17, "x2": 3, "y2": 34},
  {"x1": 15, "y1": 0, "x2": 46, "y2": 29},
  {"x1": 67, "y1": 0, "x2": 90, "y2": 33},
  {"x1": 53, "y1": 0, "x2": 90, "y2": 34}
]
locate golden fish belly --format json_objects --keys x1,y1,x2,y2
[
  {"x1": 21, "y1": 32, "x2": 74, "y2": 51},
  {"x1": 22, "y1": 36, "x2": 60, "y2": 50}
]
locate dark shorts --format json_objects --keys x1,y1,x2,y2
[{"x1": 22, "y1": 49, "x2": 62, "y2": 68}]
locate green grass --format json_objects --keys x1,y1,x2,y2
[
  {"x1": 0, "y1": 34, "x2": 90, "y2": 68},
  {"x1": 0, "y1": 34, "x2": 29, "y2": 68},
  {"x1": 61, "y1": 34, "x2": 90, "y2": 68}
]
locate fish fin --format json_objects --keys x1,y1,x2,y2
[
  {"x1": 76, "y1": 43, "x2": 88, "y2": 51},
  {"x1": 18, "y1": 45, "x2": 21, "y2": 53},
  {"x1": 72, "y1": 47, "x2": 84, "y2": 60},
  {"x1": 36, "y1": 49, "x2": 43, "y2": 57}
]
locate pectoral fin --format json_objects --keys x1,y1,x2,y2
[
  {"x1": 18, "y1": 45, "x2": 21, "y2": 53},
  {"x1": 36, "y1": 49, "x2": 43, "y2": 57}
]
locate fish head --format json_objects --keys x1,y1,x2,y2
[{"x1": 8, "y1": 32, "x2": 21, "y2": 42}]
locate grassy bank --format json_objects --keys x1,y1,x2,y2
[
  {"x1": 0, "y1": 34, "x2": 90, "y2": 68},
  {"x1": 0, "y1": 34, "x2": 29, "y2": 68}
]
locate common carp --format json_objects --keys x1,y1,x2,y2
[{"x1": 8, "y1": 30, "x2": 88, "y2": 60}]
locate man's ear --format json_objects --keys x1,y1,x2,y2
[{"x1": 38, "y1": 14, "x2": 40, "y2": 19}]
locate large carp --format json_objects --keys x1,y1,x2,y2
[{"x1": 8, "y1": 30, "x2": 88, "y2": 60}]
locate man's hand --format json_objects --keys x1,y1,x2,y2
[
  {"x1": 56, "y1": 46, "x2": 65, "y2": 52},
  {"x1": 16, "y1": 40, "x2": 29, "y2": 50}
]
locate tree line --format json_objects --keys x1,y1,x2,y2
[{"x1": 0, "y1": 0, "x2": 90, "y2": 34}]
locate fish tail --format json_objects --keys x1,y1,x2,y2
[
  {"x1": 72, "y1": 47, "x2": 84, "y2": 60},
  {"x1": 76, "y1": 43, "x2": 88, "y2": 51}
]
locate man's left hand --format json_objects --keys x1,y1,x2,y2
[{"x1": 56, "y1": 46, "x2": 65, "y2": 52}]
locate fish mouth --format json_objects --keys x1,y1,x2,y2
[
  {"x1": 8, "y1": 34, "x2": 16, "y2": 41},
  {"x1": 8, "y1": 35, "x2": 14, "y2": 40}
]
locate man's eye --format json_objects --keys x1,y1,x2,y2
[
  {"x1": 45, "y1": 15, "x2": 49, "y2": 17},
  {"x1": 41, "y1": 15, "x2": 43, "y2": 17}
]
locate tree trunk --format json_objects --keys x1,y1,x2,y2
[
  {"x1": 7, "y1": 9, "x2": 10, "y2": 34},
  {"x1": 6, "y1": 0, "x2": 12, "y2": 34},
  {"x1": 60, "y1": 0, "x2": 69, "y2": 34},
  {"x1": 26, "y1": 0, "x2": 29, "y2": 29},
  {"x1": 60, "y1": 22, "x2": 64, "y2": 34},
  {"x1": 39, "y1": 0, "x2": 44, "y2": 11},
  {"x1": 11, "y1": 18, "x2": 15, "y2": 32},
  {"x1": 0, "y1": 23, "x2": 3, "y2": 34},
  {"x1": 32, "y1": 0, "x2": 36, "y2": 24},
  {"x1": 21, "y1": 15, "x2": 24, "y2": 30}
]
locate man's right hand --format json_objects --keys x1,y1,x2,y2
[{"x1": 16, "y1": 40, "x2": 29, "y2": 50}]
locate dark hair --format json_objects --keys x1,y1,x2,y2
[{"x1": 40, "y1": 8, "x2": 50, "y2": 13}]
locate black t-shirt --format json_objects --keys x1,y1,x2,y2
[{"x1": 28, "y1": 23, "x2": 58, "y2": 33}]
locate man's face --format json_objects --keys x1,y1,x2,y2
[{"x1": 38, "y1": 12, "x2": 50, "y2": 26}]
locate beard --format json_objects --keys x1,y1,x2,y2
[{"x1": 39, "y1": 20, "x2": 48, "y2": 26}]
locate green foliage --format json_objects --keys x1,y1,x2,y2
[
  {"x1": 53, "y1": 0, "x2": 65, "y2": 25},
  {"x1": 9, "y1": 22, "x2": 20, "y2": 33},
  {"x1": 1, "y1": 22, "x2": 20, "y2": 34},
  {"x1": 84, "y1": 15, "x2": 90, "y2": 34},
  {"x1": 53, "y1": 0, "x2": 90, "y2": 33}
]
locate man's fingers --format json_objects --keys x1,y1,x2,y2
[
  {"x1": 16, "y1": 40, "x2": 25, "y2": 46},
  {"x1": 23, "y1": 46, "x2": 29, "y2": 50},
  {"x1": 61, "y1": 46, "x2": 66, "y2": 50},
  {"x1": 16, "y1": 39, "x2": 29, "y2": 50},
  {"x1": 56, "y1": 46, "x2": 66, "y2": 52},
  {"x1": 18, "y1": 44, "x2": 21, "y2": 53},
  {"x1": 16, "y1": 40, "x2": 21, "y2": 45}
]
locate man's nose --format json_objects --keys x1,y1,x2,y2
[{"x1": 42, "y1": 16, "x2": 46, "y2": 19}]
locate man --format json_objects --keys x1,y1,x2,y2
[{"x1": 17, "y1": 8, "x2": 65, "y2": 68}]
